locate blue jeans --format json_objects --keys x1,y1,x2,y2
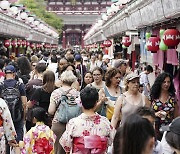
[{"x1": 14, "y1": 119, "x2": 24, "y2": 142}]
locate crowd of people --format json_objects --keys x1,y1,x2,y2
[{"x1": 0, "y1": 49, "x2": 179, "y2": 154}]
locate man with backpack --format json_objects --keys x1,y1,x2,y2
[{"x1": 0, "y1": 65, "x2": 27, "y2": 150}]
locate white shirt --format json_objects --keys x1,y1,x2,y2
[
  {"x1": 161, "y1": 132, "x2": 174, "y2": 154},
  {"x1": 47, "y1": 63, "x2": 57, "y2": 74},
  {"x1": 140, "y1": 72, "x2": 150, "y2": 97}
]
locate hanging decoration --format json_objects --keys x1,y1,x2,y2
[
  {"x1": 30, "y1": 43, "x2": 35, "y2": 49},
  {"x1": 146, "y1": 36, "x2": 160, "y2": 53},
  {"x1": 145, "y1": 32, "x2": 151, "y2": 39},
  {"x1": 11, "y1": 39, "x2": 17, "y2": 48},
  {"x1": 21, "y1": 40, "x2": 26, "y2": 47},
  {"x1": 163, "y1": 28, "x2": 180, "y2": 47},
  {"x1": 100, "y1": 43, "x2": 105, "y2": 48},
  {"x1": 103, "y1": 40, "x2": 112, "y2": 47},
  {"x1": 17, "y1": 39, "x2": 22, "y2": 47},
  {"x1": 4, "y1": 39, "x2": 11, "y2": 48},
  {"x1": 159, "y1": 29, "x2": 168, "y2": 51},
  {"x1": 26, "y1": 41, "x2": 30, "y2": 47},
  {"x1": 122, "y1": 36, "x2": 131, "y2": 47}
]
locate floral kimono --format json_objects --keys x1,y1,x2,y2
[
  {"x1": 0, "y1": 98, "x2": 16, "y2": 154},
  {"x1": 60, "y1": 113, "x2": 115, "y2": 154},
  {"x1": 19, "y1": 122, "x2": 56, "y2": 154}
]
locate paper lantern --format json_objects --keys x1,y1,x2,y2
[
  {"x1": 26, "y1": 41, "x2": 30, "y2": 47},
  {"x1": 4, "y1": 40, "x2": 11, "y2": 48},
  {"x1": 0, "y1": 0, "x2": 10, "y2": 10},
  {"x1": 30, "y1": 43, "x2": 35, "y2": 49},
  {"x1": 122, "y1": 36, "x2": 131, "y2": 47},
  {"x1": 146, "y1": 36, "x2": 160, "y2": 53},
  {"x1": 163, "y1": 28, "x2": 180, "y2": 47},
  {"x1": 103, "y1": 40, "x2": 112, "y2": 47},
  {"x1": 21, "y1": 40, "x2": 26, "y2": 47},
  {"x1": 11, "y1": 40, "x2": 17, "y2": 47},
  {"x1": 17, "y1": 40, "x2": 22, "y2": 47}
]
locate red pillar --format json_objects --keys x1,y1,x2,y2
[
  {"x1": 62, "y1": 31, "x2": 66, "y2": 49},
  {"x1": 81, "y1": 31, "x2": 84, "y2": 49}
]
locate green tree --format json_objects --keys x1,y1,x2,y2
[{"x1": 18, "y1": 0, "x2": 63, "y2": 34}]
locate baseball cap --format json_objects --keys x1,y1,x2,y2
[
  {"x1": 4, "y1": 65, "x2": 16, "y2": 73},
  {"x1": 74, "y1": 54, "x2": 82, "y2": 61},
  {"x1": 114, "y1": 59, "x2": 128, "y2": 68},
  {"x1": 160, "y1": 117, "x2": 180, "y2": 135},
  {"x1": 125, "y1": 73, "x2": 139, "y2": 82}
]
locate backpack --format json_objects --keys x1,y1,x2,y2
[
  {"x1": 56, "y1": 89, "x2": 81, "y2": 123},
  {"x1": 1, "y1": 81, "x2": 23, "y2": 122}
]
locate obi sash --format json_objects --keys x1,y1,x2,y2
[{"x1": 73, "y1": 135, "x2": 108, "y2": 154}]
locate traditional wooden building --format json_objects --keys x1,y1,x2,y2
[{"x1": 47, "y1": 0, "x2": 112, "y2": 48}]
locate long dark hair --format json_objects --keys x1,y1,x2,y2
[
  {"x1": 120, "y1": 114, "x2": 155, "y2": 154},
  {"x1": 42, "y1": 70, "x2": 55, "y2": 93},
  {"x1": 150, "y1": 72, "x2": 175, "y2": 100},
  {"x1": 17, "y1": 56, "x2": 32, "y2": 75}
]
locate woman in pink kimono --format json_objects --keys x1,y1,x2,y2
[
  {"x1": 60, "y1": 86, "x2": 115, "y2": 154},
  {"x1": 0, "y1": 98, "x2": 17, "y2": 153},
  {"x1": 19, "y1": 107, "x2": 56, "y2": 154}
]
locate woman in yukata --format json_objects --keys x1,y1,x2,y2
[
  {"x1": 60, "y1": 86, "x2": 115, "y2": 154},
  {"x1": 19, "y1": 107, "x2": 56, "y2": 154},
  {"x1": 0, "y1": 98, "x2": 17, "y2": 153}
]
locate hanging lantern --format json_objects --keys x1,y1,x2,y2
[
  {"x1": 100, "y1": 43, "x2": 105, "y2": 48},
  {"x1": 4, "y1": 40, "x2": 11, "y2": 48},
  {"x1": 146, "y1": 36, "x2": 160, "y2": 53},
  {"x1": 21, "y1": 40, "x2": 26, "y2": 47},
  {"x1": 0, "y1": 0, "x2": 10, "y2": 10},
  {"x1": 103, "y1": 40, "x2": 112, "y2": 47},
  {"x1": 122, "y1": 36, "x2": 131, "y2": 47},
  {"x1": 30, "y1": 43, "x2": 35, "y2": 49},
  {"x1": 159, "y1": 29, "x2": 168, "y2": 51},
  {"x1": 26, "y1": 41, "x2": 30, "y2": 47},
  {"x1": 163, "y1": 28, "x2": 180, "y2": 47},
  {"x1": 145, "y1": 32, "x2": 151, "y2": 40},
  {"x1": 17, "y1": 40, "x2": 22, "y2": 47},
  {"x1": 11, "y1": 40, "x2": 17, "y2": 47}
]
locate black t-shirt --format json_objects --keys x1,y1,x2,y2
[
  {"x1": 25, "y1": 79, "x2": 43, "y2": 101},
  {"x1": 30, "y1": 88, "x2": 51, "y2": 112}
]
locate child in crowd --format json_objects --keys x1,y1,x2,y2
[
  {"x1": 136, "y1": 107, "x2": 163, "y2": 154},
  {"x1": 19, "y1": 107, "x2": 56, "y2": 154}
]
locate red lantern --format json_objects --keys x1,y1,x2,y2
[
  {"x1": 30, "y1": 43, "x2": 35, "y2": 49},
  {"x1": 100, "y1": 43, "x2": 105, "y2": 48},
  {"x1": 122, "y1": 36, "x2": 131, "y2": 47},
  {"x1": 21, "y1": 40, "x2": 26, "y2": 47},
  {"x1": 147, "y1": 36, "x2": 160, "y2": 53},
  {"x1": 39, "y1": 44, "x2": 42, "y2": 48},
  {"x1": 17, "y1": 40, "x2": 22, "y2": 47},
  {"x1": 103, "y1": 40, "x2": 112, "y2": 47},
  {"x1": 163, "y1": 28, "x2": 180, "y2": 47},
  {"x1": 26, "y1": 41, "x2": 30, "y2": 47},
  {"x1": 4, "y1": 40, "x2": 11, "y2": 48},
  {"x1": 11, "y1": 40, "x2": 17, "y2": 47}
]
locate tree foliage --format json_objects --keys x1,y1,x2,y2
[{"x1": 18, "y1": 0, "x2": 63, "y2": 34}]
